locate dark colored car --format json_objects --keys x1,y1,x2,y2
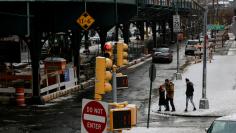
[
  {"x1": 152, "y1": 47, "x2": 173, "y2": 63},
  {"x1": 206, "y1": 114, "x2": 236, "y2": 133}
]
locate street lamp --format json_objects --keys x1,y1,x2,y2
[{"x1": 199, "y1": 5, "x2": 209, "y2": 109}]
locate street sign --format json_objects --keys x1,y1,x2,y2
[
  {"x1": 116, "y1": 75, "x2": 128, "y2": 89},
  {"x1": 81, "y1": 99, "x2": 108, "y2": 133},
  {"x1": 149, "y1": 64, "x2": 156, "y2": 82},
  {"x1": 77, "y1": 11, "x2": 95, "y2": 30},
  {"x1": 207, "y1": 24, "x2": 225, "y2": 31},
  {"x1": 173, "y1": 15, "x2": 180, "y2": 33}
]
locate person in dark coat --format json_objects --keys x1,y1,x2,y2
[
  {"x1": 185, "y1": 78, "x2": 196, "y2": 112},
  {"x1": 158, "y1": 85, "x2": 166, "y2": 111}
]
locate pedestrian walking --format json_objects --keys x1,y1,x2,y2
[
  {"x1": 158, "y1": 85, "x2": 166, "y2": 111},
  {"x1": 164, "y1": 79, "x2": 175, "y2": 112},
  {"x1": 208, "y1": 46, "x2": 213, "y2": 63},
  {"x1": 184, "y1": 78, "x2": 196, "y2": 112}
]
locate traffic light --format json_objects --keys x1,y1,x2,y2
[
  {"x1": 104, "y1": 42, "x2": 113, "y2": 59},
  {"x1": 117, "y1": 42, "x2": 128, "y2": 67},
  {"x1": 109, "y1": 108, "x2": 132, "y2": 130},
  {"x1": 95, "y1": 56, "x2": 113, "y2": 100},
  {"x1": 109, "y1": 103, "x2": 137, "y2": 131}
]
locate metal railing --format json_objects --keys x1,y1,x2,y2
[{"x1": 138, "y1": 0, "x2": 204, "y2": 10}]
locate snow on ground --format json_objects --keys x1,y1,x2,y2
[
  {"x1": 150, "y1": 51, "x2": 236, "y2": 116},
  {"x1": 126, "y1": 40, "x2": 236, "y2": 133},
  {"x1": 123, "y1": 127, "x2": 203, "y2": 133}
]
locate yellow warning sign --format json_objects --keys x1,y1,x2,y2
[{"x1": 77, "y1": 11, "x2": 95, "y2": 30}]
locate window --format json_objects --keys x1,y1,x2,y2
[
  {"x1": 227, "y1": 121, "x2": 236, "y2": 133},
  {"x1": 210, "y1": 121, "x2": 227, "y2": 133}
]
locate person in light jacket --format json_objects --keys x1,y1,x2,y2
[{"x1": 164, "y1": 79, "x2": 175, "y2": 112}]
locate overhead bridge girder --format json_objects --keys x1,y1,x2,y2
[{"x1": 134, "y1": 0, "x2": 204, "y2": 22}]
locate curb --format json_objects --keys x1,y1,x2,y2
[{"x1": 154, "y1": 111, "x2": 222, "y2": 118}]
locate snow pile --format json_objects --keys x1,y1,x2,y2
[{"x1": 151, "y1": 55, "x2": 236, "y2": 116}]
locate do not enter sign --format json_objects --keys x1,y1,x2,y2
[{"x1": 81, "y1": 99, "x2": 108, "y2": 133}]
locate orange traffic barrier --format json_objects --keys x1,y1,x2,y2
[{"x1": 16, "y1": 87, "x2": 25, "y2": 106}]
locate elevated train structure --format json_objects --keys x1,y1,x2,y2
[{"x1": 0, "y1": 0, "x2": 204, "y2": 105}]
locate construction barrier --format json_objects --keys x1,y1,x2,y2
[
  {"x1": 16, "y1": 87, "x2": 25, "y2": 106},
  {"x1": 13, "y1": 80, "x2": 26, "y2": 106}
]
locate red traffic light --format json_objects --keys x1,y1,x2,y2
[{"x1": 104, "y1": 43, "x2": 112, "y2": 51}]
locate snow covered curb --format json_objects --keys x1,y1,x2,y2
[{"x1": 153, "y1": 55, "x2": 236, "y2": 117}]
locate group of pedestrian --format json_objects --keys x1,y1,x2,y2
[{"x1": 157, "y1": 78, "x2": 196, "y2": 112}]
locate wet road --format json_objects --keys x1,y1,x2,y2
[
  {"x1": 0, "y1": 89, "x2": 92, "y2": 133},
  {"x1": 1, "y1": 39, "x2": 232, "y2": 133}
]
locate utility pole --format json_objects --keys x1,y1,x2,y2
[
  {"x1": 114, "y1": 0, "x2": 119, "y2": 42},
  {"x1": 173, "y1": 0, "x2": 182, "y2": 80},
  {"x1": 199, "y1": 3, "x2": 209, "y2": 109},
  {"x1": 112, "y1": 65, "x2": 117, "y2": 103}
]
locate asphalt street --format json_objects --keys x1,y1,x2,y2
[{"x1": 0, "y1": 38, "x2": 231, "y2": 133}]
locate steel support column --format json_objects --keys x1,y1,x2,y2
[
  {"x1": 29, "y1": 15, "x2": 44, "y2": 105},
  {"x1": 72, "y1": 30, "x2": 82, "y2": 85},
  {"x1": 139, "y1": 22, "x2": 145, "y2": 41},
  {"x1": 161, "y1": 21, "x2": 166, "y2": 44},
  {"x1": 98, "y1": 29, "x2": 107, "y2": 53},
  {"x1": 169, "y1": 18, "x2": 174, "y2": 43},
  {"x1": 151, "y1": 21, "x2": 157, "y2": 48},
  {"x1": 122, "y1": 22, "x2": 130, "y2": 44},
  {"x1": 84, "y1": 30, "x2": 89, "y2": 50}
]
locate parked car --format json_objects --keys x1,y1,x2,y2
[
  {"x1": 206, "y1": 114, "x2": 236, "y2": 133},
  {"x1": 185, "y1": 39, "x2": 201, "y2": 56},
  {"x1": 152, "y1": 47, "x2": 173, "y2": 63}
]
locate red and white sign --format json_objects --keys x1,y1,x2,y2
[{"x1": 81, "y1": 99, "x2": 108, "y2": 133}]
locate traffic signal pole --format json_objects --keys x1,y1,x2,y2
[
  {"x1": 199, "y1": 5, "x2": 209, "y2": 109},
  {"x1": 112, "y1": 65, "x2": 117, "y2": 103}
]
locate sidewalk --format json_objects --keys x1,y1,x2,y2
[
  {"x1": 149, "y1": 38, "x2": 236, "y2": 117},
  {"x1": 124, "y1": 127, "x2": 202, "y2": 133}
]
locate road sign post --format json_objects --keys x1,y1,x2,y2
[
  {"x1": 81, "y1": 99, "x2": 108, "y2": 133},
  {"x1": 173, "y1": 14, "x2": 182, "y2": 80},
  {"x1": 199, "y1": 6, "x2": 209, "y2": 109},
  {"x1": 147, "y1": 63, "x2": 156, "y2": 128}
]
